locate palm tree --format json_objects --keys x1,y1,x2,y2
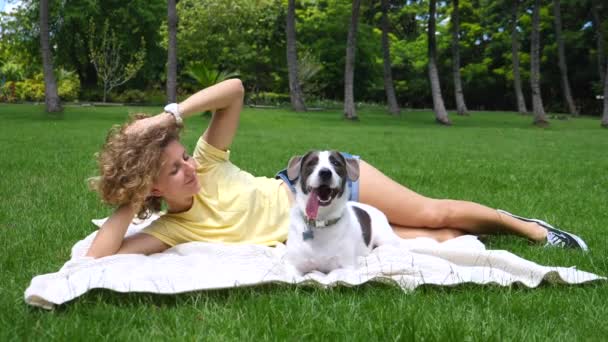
[
  {"x1": 344, "y1": 0, "x2": 362, "y2": 120},
  {"x1": 530, "y1": 0, "x2": 548, "y2": 126},
  {"x1": 602, "y1": 60, "x2": 608, "y2": 128},
  {"x1": 591, "y1": 0, "x2": 605, "y2": 87},
  {"x1": 381, "y1": 0, "x2": 399, "y2": 116},
  {"x1": 185, "y1": 62, "x2": 239, "y2": 89},
  {"x1": 428, "y1": 0, "x2": 450, "y2": 125},
  {"x1": 286, "y1": 0, "x2": 306, "y2": 112},
  {"x1": 511, "y1": 0, "x2": 528, "y2": 114},
  {"x1": 167, "y1": 0, "x2": 178, "y2": 103},
  {"x1": 451, "y1": 0, "x2": 468, "y2": 116},
  {"x1": 552, "y1": 0, "x2": 577, "y2": 115},
  {"x1": 40, "y1": 0, "x2": 61, "y2": 112}
]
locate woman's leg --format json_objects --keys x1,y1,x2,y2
[
  {"x1": 392, "y1": 225, "x2": 467, "y2": 242},
  {"x1": 358, "y1": 160, "x2": 548, "y2": 241}
]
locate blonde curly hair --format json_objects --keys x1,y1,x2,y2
[{"x1": 89, "y1": 114, "x2": 182, "y2": 219}]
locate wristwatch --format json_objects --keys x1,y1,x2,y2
[{"x1": 163, "y1": 103, "x2": 183, "y2": 127}]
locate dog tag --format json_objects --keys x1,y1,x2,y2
[{"x1": 302, "y1": 229, "x2": 314, "y2": 241}]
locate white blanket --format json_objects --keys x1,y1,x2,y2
[{"x1": 25, "y1": 216, "x2": 605, "y2": 310}]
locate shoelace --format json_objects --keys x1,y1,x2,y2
[{"x1": 547, "y1": 230, "x2": 573, "y2": 247}]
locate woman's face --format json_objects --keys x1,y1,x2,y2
[{"x1": 151, "y1": 140, "x2": 201, "y2": 201}]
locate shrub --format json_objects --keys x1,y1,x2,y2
[
  {"x1": 1, "y1": 70, "x2": 81, "y2": 102},
  {"x1": 80, "y1": 88, "x2": 105, "y2": 102},
  {"x1": 0, "y1": 81, "x2": 17, "y2": 102},
  {"x1": 144, "y1": 88, "x2": 166, "y2": 105},
  {"x1": 57, "y1": 70, "x2": 81, "y2": 101},
  {"x1": 248, "y1": 92, "x2": 290, "y2": 106},
  {"x1": 114, "y1": 89, "x2": 147, "y2": 104},
  {"x1": 0, "y1": 62, "x2": 25, "y2": 82},
  {"x1": 15, "y1": 74, "x2": 45, "y2": 102}
]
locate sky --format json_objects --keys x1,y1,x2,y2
[{"x1": 0, "y1": 0, "x2": 21, "y2": 13}]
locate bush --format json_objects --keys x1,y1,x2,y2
[
  {"x1": 1, "y1": 70, "x2": 81, "y2": 102},
  {"x1": 57, "y1": 70, "x2": 81, "y2": 101},
  {"x1": 114, "y1": 89, "x2": 147, "y2": 104},
  {"x1": 79, "y1": 88, "x2": 105, "y2": 102},
  {"x1": 15, "y1": 74, "x2": 45, "y2": 102},
  {"x1": 144, "y1": 88, "x2": 167, "y2": 105},
  {"x1": 0, "y1": 62, "x2": 25, "y2": 82},
  {"x1": 247, "y1": 92, "x2": 290, "y2": 106},
  {"x1": 0, "y1": 81, "x2": 17, "y2": 102}
]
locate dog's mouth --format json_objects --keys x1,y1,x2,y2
[{"x1": 305, "y1": 185, "x2": 339, "y2": 220}]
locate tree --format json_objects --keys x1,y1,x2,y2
[
  {"x1": 344, "y1": 0, "x2": 362, "y2": 120},
  {"x1": 381, "y1": 0, "x2": 400, "y2": 116},
  {"x1": 510, "y1": 0, "x2": 528, "y2": 114},
  {"x1": 21, "y1": 0, "x2": 166, "y2": 91},
  {"x1": 296, "y1": 0, "x2": 378, "y2": 101},
  {"x1": 89, "y1": 20, "x2": 146, "y2": 103},
  {"x1": 602, "y1": 60, "x2": 608, "y2": 128},
  {"x1": 286, "y1": 0, "x2": 306, "y2": 112},
  {"x1": 591, "y1": 0, "x2": 605, "y2": 87},
  {"x1": 175, "y1": 0, "x2": 285, "y2": 94},
  {"x1": 296, "y1": 50, "x2": 324, "y2": 99},
  {"x1": 428, "y1": 0, "x2": 450, "y2": 125},
  {"x1": 39, "y1": 0, "x2": 61, "y2": 112},
  {"x1": 552, "y1": 0, "x2": 577, "y2": 115},
  {"x1": 166, "y1": 0, "x2": 178, "y2": 103},
  {"x1": 451, "y1": 0, "x2": 468, "y2": 116},
  {"x1": 530, "y1": 0, "x2": 548, "y2": 126}
]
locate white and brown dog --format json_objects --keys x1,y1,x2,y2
[{"x1": 284, "y1": 150, "x2": 402, "y2": 274}]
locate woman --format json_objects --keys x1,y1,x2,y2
[{"x1": 86, "y1": 79, "x2": 588, "y2": 258}]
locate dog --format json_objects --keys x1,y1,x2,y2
[{"x1": 284, "y1": 150, "x2": 402, "y2": 274}]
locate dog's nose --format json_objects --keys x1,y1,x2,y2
[{"x1": 318, "y1": 168, "x2": 332, "y2": 181}]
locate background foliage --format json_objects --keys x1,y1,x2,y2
[{"x1": 0, "y1": 0, "x2": 606, "y2": 114}]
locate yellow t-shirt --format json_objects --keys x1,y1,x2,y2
[{"x1": 142, "y1": 137, "x2": 291, "y2": 247}]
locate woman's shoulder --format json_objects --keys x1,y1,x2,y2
[{"x1": 193, "y1": 137, "x2": 230, "y2": 165}]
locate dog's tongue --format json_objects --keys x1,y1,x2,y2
[{"x1": 306, "y1": 189, "x2": 320, "y2": 220}]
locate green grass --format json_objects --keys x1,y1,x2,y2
[{"x1": 1, "y1": 103, "x2": 607, "y2": 341}]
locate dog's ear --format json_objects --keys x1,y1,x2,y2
[
  {"x1": 345, "y1": 157, "x2": 360, "y2": 181},
  {"x1": 286, "y1": 155, "x2": 303, "y2": 181}
]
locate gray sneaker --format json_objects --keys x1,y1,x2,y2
[{"x1": 497, "y1": 209, "x2": 589, "y2": 251}]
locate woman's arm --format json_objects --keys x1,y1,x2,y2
[
  {"x1": 179, "y1": 79, "x2": 245, "y2": 150},
  {"x1": 180, "y1": 78, "x2": 244, "y2": 151},
  {"x1": 85, "y1": 205, "x2": 169, "y2": 258},
  {"x1": 126, "y1": 79, "x2": 244, "y2": 151}
]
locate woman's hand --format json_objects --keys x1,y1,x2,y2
[{"x1": 125, "y1": 113, "x2": 175, "y2": 135}]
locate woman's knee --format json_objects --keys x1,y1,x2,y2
[{"x1": 421, "y1": 199, "x2": 456, "y2": 229}]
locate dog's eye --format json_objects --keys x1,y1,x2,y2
[{"x1": 330, "y1": 159, "x2": 340, "y2": 167}]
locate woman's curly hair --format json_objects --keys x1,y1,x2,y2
[{"x1": 89, "y1": 114, "x2": 182, "y2": 219}]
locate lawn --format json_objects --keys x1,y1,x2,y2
[{"x1": 1, "y1": 103, "x2": 606, "y2": 340}]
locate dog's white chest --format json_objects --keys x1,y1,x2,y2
[{"x1": 286, "y1": 208, "x2": 369, "y2": 274}]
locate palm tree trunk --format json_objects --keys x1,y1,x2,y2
[
  {"x1": 451, "y1": 0, "x2": 468, "y2": 116},
  {"x1": 602, "y1": 60, "x2": 608, "y2": 127},
  {"x1": 286, "y1": 0, "x2": 306, "y2": 112},
  {"x1": 553, "y1": 0, "x2": 577, "y2": 115},
  {"x1": 511, "y1": 0, "x2": 528, "y2": 114},
  {"x1": 40, "y1": 0, "x2": 61, "y2": 112},
  {"x1": 530, "y1": 0, "x2": 548, "y2": 126},
  {"x1": 591, "y1": 1, "x2": 605, "y2": 87},
  {"x1": 166, "y1": 0, "x2": 178, "y2": 103},
  {"x1": 344, "y1": 0, "x2": 361, "y2": 120},
  {"x1": 428, "y1": 0, "x2": 450, "y2": 125},
  {"x1": 381, "y1": 0, "x2": 399, "y2": 116}
]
